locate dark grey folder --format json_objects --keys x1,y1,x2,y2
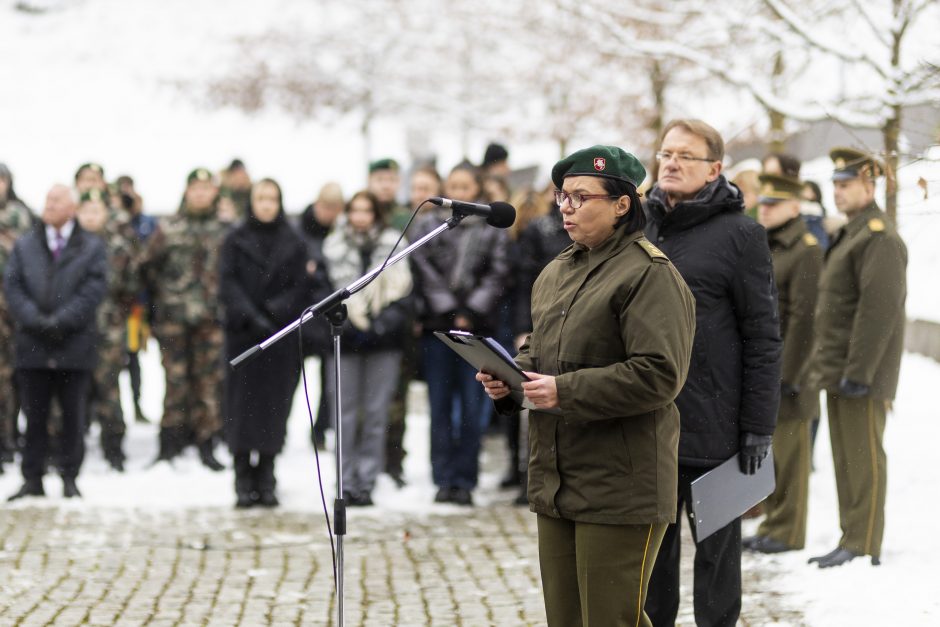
[
  {"x1": 689, "y1": 451, "x2": 776, "y2": 542},
  {"x1": 433, "y1": 330, "x2": 562, "y2": 415}
]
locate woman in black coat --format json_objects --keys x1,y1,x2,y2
[{"x1": 220, "y1": 178, "x2": 308, "y2": 508}]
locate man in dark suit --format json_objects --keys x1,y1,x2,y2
[{"x1": 4, "y1": 184, "x2": 107, "y2": 499}]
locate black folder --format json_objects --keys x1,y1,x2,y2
[
  {"x1": 433, "y1": 330, "x2": 562, "y2": 415},
  {"x1": 689, "y1": 451, "x2": 776, "y2": 542}
]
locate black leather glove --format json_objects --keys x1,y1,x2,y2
[
  {"x1": 37, "y1": 314, "x2": 65, "y2": 343},
  {"x1": 739, "y1": 432, "x2": 773, "y2": 475},
  {"x1": 781, "y1": 382, "x2": 801, "y2": 397},
  {"x1": 250, "y1": 313, "x2": 276, "y2": 337},
  {"x1": 838, "y1": 378, "x2": 870, "y2": 398}
]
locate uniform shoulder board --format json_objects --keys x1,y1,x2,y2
[
  {"x1": 868, "y1": 218, "x2": 885, "y2": 233},
  {"x1": 637, "y1": 239, "x2": 668, "y2": 260},
  {"x1": 803, "y1": 233, "x2": 818, "y2": 246}
]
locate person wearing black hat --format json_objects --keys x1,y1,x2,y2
[
  {"x1": 220, "y1": 178, "x2": 308, "y2": 507},
  {"x1": 0, "y1": 163, "x2": 35, "y2": 469},
  {"x1": 481, "y1": 142, "x2": 510, "y2": 179},
  {"x1": 140, "y1": 168, "x2": 229, "y2": 470},
  {"x1": 742, "y1": 174, "x2": 823, "y2": 554},
  {"x1": 4, "y1": 184, "x2": 108, "y2": 499},
  {"x1": 478, "y1": 145, "x2": 695, "y2": 626},
  {"x1": 643, "y1": 119, "x2": 782, "y2": 627},
  {"x1": 806, "y1": 147, "x2": 907, "y2": 568}
]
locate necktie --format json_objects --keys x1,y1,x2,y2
[{"x1": 53, "y1": 230, "x2": 65, "y2": 260}]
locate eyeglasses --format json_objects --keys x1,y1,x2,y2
[
  {"x1": 554, "y1": 190, "x2": 618, "y2": 209},
  {"x1": 655, "y1": 151, "x2": 716, "y2": 164}
]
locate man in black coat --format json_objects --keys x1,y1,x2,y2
[
  {"x1": 643, "y1": 120, "x2": 782, "y2": 627},
  {"x1": 4, "y1": 184, "x2": 108, "y2": 500}
]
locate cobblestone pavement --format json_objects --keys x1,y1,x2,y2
[{"x1": 0, "y1": 437, "x2": 807, "y2": 626}]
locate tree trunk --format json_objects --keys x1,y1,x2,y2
[
  {"x1": 768, "y1": 52, "x2": 787, "y2": 154},
  {"x1": 884, "y1": 0, "x2": 904, "y2": 224},
  {"x1": 649, "y1": 60, "x2": 667, "y2": 181}
]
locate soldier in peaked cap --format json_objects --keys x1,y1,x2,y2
[
  {"x1": 807, "y1": 147, "x2": 906, "y2": 568},
  {"x1": 743, "y1": 174, "x2": 823, "y2": 554},
  {"x1": 478, "y1": 145, "x2": 696, "y2": 627}
]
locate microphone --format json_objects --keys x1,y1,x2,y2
[{"x1": 430, "y1": 197, "x2": 515, "y2": 229}]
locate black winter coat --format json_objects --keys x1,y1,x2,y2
[
  {"x1": 645, "y1": 177, "x2": 782, "y2": 467},
  {"x1": 4, "y1": 222, "x2": 107, "y2": 371},
  {"x1": 410, "y1": 208, "x2": 511, "y2": 334},
  {"x1": 220, "y1": 217, "x2": 309, "y2": 454},
  {"x1": 513, "y1": 208, "x2": 571, "y2": 335}
]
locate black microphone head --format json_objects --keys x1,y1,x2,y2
[{"x1": 487, "y1": 202, "x2": 516, "y2": 228}]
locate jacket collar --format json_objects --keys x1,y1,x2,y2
[
  {"x1": 767, "y1": 217, "x2": 806, "y2": 248},
  {"x1": 841, "y1": 202, "x2": 883, "y2": 237},
  {"x1": 646, "y1": 176, "x2": 745, "y2": 234},
  {"x1": 558, "y1": 223, "x2": 642, "y2": 271}
]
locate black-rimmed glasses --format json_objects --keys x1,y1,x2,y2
[{"x1": 655, "y1": 151, "x2": 716, "y2": 164}]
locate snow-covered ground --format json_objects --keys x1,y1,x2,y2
[{"x1": 2, "y1": 343, "x2": 939, "y2": 625}]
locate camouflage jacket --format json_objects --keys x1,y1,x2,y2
[
  {"x1": 0, "y1": 200, "x2": 35, "y2": 318},
  {"x1": 140, "y1": 211, "x2": 229, "y2": 326},
  {"x1": 94, "y1": 221, "x2": 141, "y2": 334}
]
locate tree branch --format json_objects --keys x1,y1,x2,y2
[
  {"x1": 848, "y1": 0, "x2": 892, "y2": 48},
  {"x1": 762, "y1": 0, "x2": 891, "y2": 79}
]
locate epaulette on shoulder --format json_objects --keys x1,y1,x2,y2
[
  {"x1": 803, "y1": 233, "x2": 818, "y2": 246},
  {"x1": 636, "y1": 238, "x2": 668, "y2": 261},
  {"x1": 868, "y1": 218, "x2": 886, "y2": 233}
]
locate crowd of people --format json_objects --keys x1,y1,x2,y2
[
  {"x1": 0, "y1": 144, "x2": 561, "y2": 510},
  {"x1": 0, "y1": 122, "x2": 908, "y2": 625}
]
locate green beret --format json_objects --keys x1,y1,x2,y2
[
  {"x1": 187, "y1": 167, "x2": 215, "y2": 185},
  {"x1": 830, "y1": 147, "x2": 883, "y2": 181},
  {"x1": 75, "y1": 162, "x2": 104, "y2": 180},
  {"x1": 551, "y1": 145, "x2": 646, "y2": 189},
  {"x1": 757, "y1": 173, "x2": 802, "y2": 203},
  {"x1": 369, "y1": 158, "x2": 399, "y2": 174},
  {"x1": 80, "y1": 189, "x2": 106, "y2": 204}
]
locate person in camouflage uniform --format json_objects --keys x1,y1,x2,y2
[
  {"x1": 76, "y1": 189, "x2": 140, "y2": 471},
  {"x1": 140, "y1": 168, "x2": 228, "y2": 470},
  {"x1": 0, "y1": 163, "x2": 36, "y2": 470}
]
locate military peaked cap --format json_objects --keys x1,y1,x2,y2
[
  {"x1": 830, "y1": 147, "x2": 884, "y2": 181},
  {"x1": 758, "y1": 173, "x2": 803, "y2": 203}
]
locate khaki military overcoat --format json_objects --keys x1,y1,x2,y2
[{"x1": 515, "y1": 225, "x2": 696, "y2": 525}]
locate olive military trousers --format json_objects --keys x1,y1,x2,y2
[
  {"x1": 537, "y1": 514, "x2": 666, "y2": 627},
  {"x1": 757, "y1": 390, "x2": 816, "y2": 548},
  {"x1": 827, "y1": 393, "x2": 887, "y2": 559}
]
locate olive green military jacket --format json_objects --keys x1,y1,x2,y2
[
  {"x1": 808, "y1": 203, "x2": 907, "y2": 400},
  {"x1": 768, "y1": 218, "x2": 823, "y2": 388},
  {"x1": 515, "y1": 226, "x2": 696, "y2": 525}
]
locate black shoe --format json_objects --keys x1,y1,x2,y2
[
  {"x1": 747, "y1": 536, "x2": 796, "y2": 554},
  {"x1": 153, "y1": 426, "x2": 185, "y2": 464},
  {"x1": 809, "y1": 547, "x2": 860, "y2": 568},
  {"x1": 388, "y1": 471, "x2": 407, "y2": 489},
  {"x1": 198, "y1": 439, "x2": 225, "y2": 472},
  {"x1": 62, "y1": 477, "x2": 82, "y2": 498},
  {"x1": 355, "y1": 491, "x2": 374, "y2": 507},
  {"x1": 450, "y1": 487, "x2": 473, "y2": 506},
  {"x1": 312, "y1": 429, "x2": 326, "y2": 450},
  {"x1": 434, "y1": 487, "x2": 451, "y2": 503},
  {"x1": 7, "y1": 478, "x2": 44, "y2": 501}
]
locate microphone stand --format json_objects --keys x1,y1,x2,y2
[{"x1": 229, "y1": 211, "x2": 470, "y2": 627}]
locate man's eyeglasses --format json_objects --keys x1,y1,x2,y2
[
  {"x1": 554, "y1": 190, "x2": 618, "y2": 209},
  {"x1": 655, "y1": 151, "x2": 716, "y2": 164}
]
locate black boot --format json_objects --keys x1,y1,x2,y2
[
  {"x1": 8, "y1": 477, "x2": 44, "y2": 501},
  {"x1": 102, "y1": 432, "x2": 126, "y2": 472},
  {"x1": 198, "y1": 438, "x2": 225, "y2": 472},
  {"x1": 133, "y1": 399, "x2": 150, "y2": 424},
  {"x1": 154, "y1": 426, "x2": 185, "y2": 464},
  {"x1": 255, "y1": 454, "x2": 278, "y2": 507},
  {"x1": 62, "y1": 476, "x2": 82, "y2": 498},
  {"x1": 233, "y1": 452, "x2": 254, "y2": 508}
]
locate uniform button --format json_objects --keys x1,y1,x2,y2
[{"x1": 560, "y1": 309, "x2": 566, "y2": 316}]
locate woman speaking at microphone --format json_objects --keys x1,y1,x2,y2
[{"x1": 477, "y1": 146, "x2": 695, "y2": 627}]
